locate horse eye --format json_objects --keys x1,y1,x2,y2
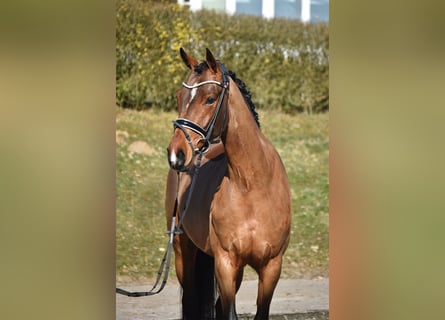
[{"x1": 205, "y1": 97, "x2": 216, "y2": 105}]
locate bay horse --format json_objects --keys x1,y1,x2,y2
[{"x1": 166, "y1": 48, "x2": 291, "y2": 319}]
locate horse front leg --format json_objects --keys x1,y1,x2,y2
[
  {"x1": 254, "y1": 255, "x2": 283, "y2": 320},
  {"x1": 216, "y1": 264, "x2": 244, "y2": 320},
  {"x1": 214, "y1": 248, "x2": 240, "y2": 320},
  {"x1": 166, "y1": 170, "x2": 200, "y2": 319},
  {"x1": 173, "y1": 233, "x2": 199, "y2": 320}
]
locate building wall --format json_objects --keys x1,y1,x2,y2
[
  {"x1": 178, "y1": 0, "x2": 329, "y2": 22},
  {"x1": 275, "y1": 0, "x2": 300, "y2": 20}
]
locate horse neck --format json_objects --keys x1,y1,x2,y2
[{"x1": 222, "y1": 82, "x2": 272, "y2": 190}]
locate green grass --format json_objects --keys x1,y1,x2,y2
[{"x1": 116, "y1": 108, "x2": 328, "y2": 281}]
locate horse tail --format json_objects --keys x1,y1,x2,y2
[{"x1": 195, "y1": 249, "x2": 216, "y2": 319}]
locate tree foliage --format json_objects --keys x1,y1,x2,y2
[{"x1": 116, "y1": 0, "x2": 329, "y2": 113}]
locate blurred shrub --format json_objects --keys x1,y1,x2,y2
[{"x1": 116, "y1": 0, "x2": 329, "y2": 113}]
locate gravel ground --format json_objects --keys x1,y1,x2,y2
[{"x1": 116, "y1": 278, "x2": 328, "y2": 319}]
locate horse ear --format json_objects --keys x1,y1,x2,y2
[
  {"x1": 205, "y1": 48, "x2": 219, "y2": 74},
  {"x1": 180, "y1": 47, "x2": 198, "y2": 70}
]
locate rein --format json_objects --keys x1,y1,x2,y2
[{"x1": 116, "y1": 152, "x2": 205, "y2": 297}]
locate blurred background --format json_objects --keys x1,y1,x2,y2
[{"x1": 116, "y1": 0, "x2": 329, "y2": 114}]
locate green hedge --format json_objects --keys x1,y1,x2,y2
[{"x1": 116, "y1": 0, "x2": 329, "y2": 113}]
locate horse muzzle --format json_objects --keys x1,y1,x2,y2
[
  {"x1": 167, "y1": 147, "x2": 190, "y2": 172},
  {"x1": 167, "y1": 129, "x2": 196, "y2": 172}
]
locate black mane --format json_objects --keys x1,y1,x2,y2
[{"x1": 193, "y1": 62, "x2": 260, "y2": 128}]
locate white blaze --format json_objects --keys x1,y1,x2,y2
[
  {"x1": 190, "y1": 87, "x2": 198, "y2": 102},
  {"x1": 185, "y1": 84, "x2": 197, "y2": 109},
  {"x1": 170, "y1": 151, "x2": 177, "y2": 165}
]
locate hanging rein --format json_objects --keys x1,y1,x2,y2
[{"x1": 116, "y1": 63, "x2": 230, "y2": 297}]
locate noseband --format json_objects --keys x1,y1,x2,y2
[{"x1": 173, "y1": 63, "x2": 230, "y2": 165}]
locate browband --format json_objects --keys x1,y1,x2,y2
[{"x1": 182, "y1": 80, "x2": 223, "y2": 89}]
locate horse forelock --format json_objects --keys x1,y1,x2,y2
[{"x1": 193, "y1": 61, "x2": 208, "y2": 75}]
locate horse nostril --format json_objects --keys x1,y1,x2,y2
[{"x1": 176, "y1": 149, "x2": 185, "y2": 166}]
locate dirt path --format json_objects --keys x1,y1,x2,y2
[{"x1": 116, "y1": 278, "x2": 328, "y2": 319}]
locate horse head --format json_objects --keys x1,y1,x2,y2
[{"x1": 167, "y1": 48, "x2": 229, "y2": 172}]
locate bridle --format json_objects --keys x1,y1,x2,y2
[{"x1": 172, "y1": 62, "x2": 230, "y2": 170}]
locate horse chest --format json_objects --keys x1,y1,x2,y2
[{"x1": 210, "y1": 187, "x2": 284, "y2": 260}]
